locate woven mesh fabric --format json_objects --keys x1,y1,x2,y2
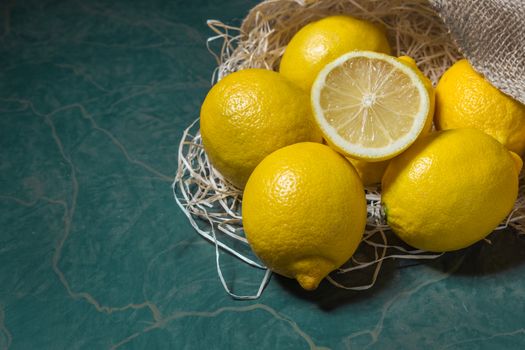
[{"x1": 430, "y1": 0, "x2": 525, "y2": 104}]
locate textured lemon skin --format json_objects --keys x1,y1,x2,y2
[
  {"x1": 382, "y1": 129, "x2": 522, "y2": 252},
  {"x1": 242, "y1": 142, "x2": 367, "y2": 290},
  {"x1": 279, "y1": 15, "x2": 391, "y2": 91},
  {"x1": 347, "y1": 158, "x2": 390, "y2": 186},
  {"x1": 435, "y1": 59, "x2": 525, "y2": 156},
  {"x1": 200, "y1": 69, "x2": 322, "y2": 189}
]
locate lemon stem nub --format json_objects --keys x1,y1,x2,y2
[{"x1": 296, "y1": 274, "x2": 322, "y2": 291}]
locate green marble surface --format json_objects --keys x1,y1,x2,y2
[{"x1": 1, "y1": 0, "x2": 525, "y2": 349}]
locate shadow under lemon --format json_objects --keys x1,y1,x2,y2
[
  {"x1": 271, "y1": 230, "x2": 406, "y2": 311},
  {"x1": 271, "y1": 225, "x2": 525, "y2": 311},
  {"x1": 432, "y1": 228, "x2": 525, "y2": 276}
]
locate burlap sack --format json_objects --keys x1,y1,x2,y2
[{"x1": 430, "y1": 0, "x2": 525, "y2": 104}]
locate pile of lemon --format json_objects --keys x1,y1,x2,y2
[{"x1": 199, "y1": 15, "x2": 525, "y2": 290}]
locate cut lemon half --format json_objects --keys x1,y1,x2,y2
[{"x1": 311, "y1": 51, "x2": 431, "y2": 161}]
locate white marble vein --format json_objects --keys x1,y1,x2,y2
[
  {"x1": 45, "y1": 103, "x2": 165, "y2": 322},
  {"x1": 0, "y1": 96, "x2": 170, "y2": 328},
  {"x1": 1, "y1": 97, "x2": 172, "y2": 182},
  {"x1": 0, "y1": 188, "x2": 163, "y2": 324},
  {"x1": 345, "y1": 256, "x2": 466, "y2": 349},
  {"x1": 111, "y1": 303, "x2": 329, "y2": 350},
  {"x1": 442, "y1": 328, "x2": 525, "y2": 349}
]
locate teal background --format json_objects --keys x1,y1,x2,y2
[{"x1": 1, "y1": 0, "x2": 525, "y2": 349}]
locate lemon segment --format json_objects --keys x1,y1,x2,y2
[{"x1": 311, "y1": 51, "x2": 431, "y2": 161}]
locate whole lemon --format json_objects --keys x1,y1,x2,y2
[
  {"x1": 242, "y1": 142, "x2": 367, "y2": 290},
  {"x1": 200, "y1": 69, "x2": 322, "y2": 189},
  {"x1": 382, "y1": 129, "x2": 522, "y2": 252},
  {"x1": 279, "y1": 15, "x2": 391, "y2": 91},
  {"x1": 435, "y1": 59, "x2": 525, "y2": 156}
]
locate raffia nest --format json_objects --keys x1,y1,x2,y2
[{"x1": 173, "y1": 0, "x2": 525, "y2": 299}]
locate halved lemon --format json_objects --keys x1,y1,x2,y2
[{"x1": 311, "y1": 51, "x2": 431, "y2": 161}]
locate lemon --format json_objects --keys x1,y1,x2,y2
[
  {"x1": 242, "y1": 142, "x2": 367, "y2": 290},
  {"x1": 279, "y1": 15, "x2": 391, "y2": 91},
  {"x1": 382, "y1": 128, "x2": 522, "y2": 252},
  {"x1": 311, "y1": 51, "x2": 432, "y2": 161},
  {"x1": 435, "y1": 59, "x2": 525, "y2": 156},
  {"x1": 200, "y1": 68, "x2": 322, "y2": 189},
  {"x1": 347, "y1": 158, "x2": 390, "y2": 186}
]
